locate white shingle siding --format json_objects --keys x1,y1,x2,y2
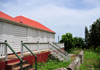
[
  {"x1": 0, "y1": 21, "x2": 55, "y2": 54},
  {"x1": 0, "y1": 23, "x2": 2, "y2": 42}
]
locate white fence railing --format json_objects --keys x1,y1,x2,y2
[
  {"x1": 52, "y1": 43, "x2": 68, "y2": 55},
  {"x1": 54, "y1": 43, "x2": 64, "y2": 48},
  {"x1": 23, "y1": 42, "x2": 50, "y2": 54},
  {"x1": 23, "y1": 42, "x2": 71, "y2": 61},
  {"x1": 23, "y1": 42, "x2": 65, "y2": 53},
  {"x1": 0, "y1": 42, "x2": 6, "y2": 58},
  {"x1": 0, "y1": 41, "x2": 71, "y2": 61},
  {"x1": 49, "y1": 43, "x2": 71, "y2": 61}
]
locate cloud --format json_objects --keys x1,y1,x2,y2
[
  {"x1": 83, "y1": 0, "x2": 100, "y2": 7},
  {"x1": 0, "y1": 0, "x2": 100, "y2": 42}
]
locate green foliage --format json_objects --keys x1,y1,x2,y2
[
  {"x1": 85, "y1": 26, "x2": 89, "y2": 46},
  {"x1": 95, "y1": 46, "x2": 100, "y2": 53},
  {"x1": 79, "y1": 64, "x2": 90, "y2": 70},
  {"x1": 82, "y1": 51, "x2": 100, "y2": 70},
  {"x1": 86, "y1": 46, "x2": 94, "y2": 52},
  {"x1": 73, "y1": 37, "x2": 85, "y2": 48},
  {"x1": 87, "y1": 18, "x2": 100, "y2": 48},
  {"x1": 35, "y1": 59, "x2": 71, "y2": 70},
  {"x1": 73, "y1": 48, "x2": 100, "y2": 70},
  {"x1": 60, "y1": 33, "x2": 85, "y2": 52},
  {"x1": 60, "y1": 33, "x2": 74, "y2": 52},
  {"x1": 70, "y1": 47, "x2": 82, "y2": 54}
]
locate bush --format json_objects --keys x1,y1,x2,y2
[
  {"x1": 86, "y1": 18, "x2": 100, "y2": 48},
  {"x1": 95, "y1": 46, "x2": 100, "y2": 54},
  {"x1": 60, "y1": 33, "x2": 74, "y2": 52},
  {"x1": 60, "y1": 33, "x2": 86, "y2": 52}
]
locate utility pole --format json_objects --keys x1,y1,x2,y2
[{"x1": 58, "y1": 35, "x2": 59, "y2": 43}]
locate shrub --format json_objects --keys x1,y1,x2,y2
[
  {"x1": 60, "y1": 33, "x2": 85, "y2": 52},
  {"x1": 95, "y1": 46, "x2": 100, "y2": 54}
]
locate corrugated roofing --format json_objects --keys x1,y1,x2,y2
[{"x1": 0, "y1": 11, "x2": 55, "y2": 33}]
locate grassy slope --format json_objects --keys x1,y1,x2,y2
[{"x1": 79, "y1": 51, "x2": 100, "y2": 70}]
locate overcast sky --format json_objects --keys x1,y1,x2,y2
[{"x1": 0, "y1": 0, "x2": 100, "y2": 42}]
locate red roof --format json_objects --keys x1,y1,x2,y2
[
  {"x1": 0, "y1": 11, "x2": 15, "y2": 21},
  {"x1": 14, "y1": 16, "x2": 55, "y2": 33},
  {"x1": 0, "y1": 11, "x2": 55, "y2": 33}
]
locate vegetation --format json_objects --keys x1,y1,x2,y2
[
  {"x1": 69, "y1": 47, "x2": 82, "y2": 55},
  {"x1": 34, "y1": 18, "x2": 100, "y2": 70},
  {"x1": 60, "y1": 33, "x2": 85, "y2": 52},
  {"x1": 59, "y1": 18, "x2": 100, "y2": 54},
  {"x1": 69, "y1": 48, "x2": 100, "y2": 70},
  {"x1": 33, "y1": 58, "x2": 71, "y2": 70},
  {"x1": 86, "y1": 18, "x2": 100, "y2": 48},
  {"x1": 60, "y1": 33, "x2": 74, "y2": 52},
  {"x1": 78, "y1": 50, "x2": 100, "y2": 70},
  {"x1": 85, "y1": 26, "x2": 89, "y2": 47}
]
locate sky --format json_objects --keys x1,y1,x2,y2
[{"x1": 0, "y1": 0, "x2": 100, "y2": 42}]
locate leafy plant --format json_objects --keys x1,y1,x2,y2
[
  {"x1": 60, "y1": 33, "x2": 74, "y2": 52},
  {"x1": 60, "y1": 33, "x2": 85, "y2": 52},
  {"x1": 85, "y1": 26, "x2": 89, "y2": 47},
  {"x1": 80, "y1": 50, "x2": 100, "y2": 70},
  {"x1": 34, "y1": 58, "x2": 71, "y2": 70},
  {"x1": 86, "y1": 18, "x2": 100, "y2": 48},
  {"x1": 95, "y1": 46, "x2": 100, "y2": 54}
]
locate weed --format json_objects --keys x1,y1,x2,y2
[
  {"x1": 33, "y1": 59, "x2": 71, "y2": 70},
  {"x1": 77, "y1": 50, "x2": 100, "y2": 70}
]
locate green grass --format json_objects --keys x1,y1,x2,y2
[
  {"x1": 76, "y1": 50, "x2": 100, "y2": 70},
  {"x1": 81, "y1": 51, "x2": 100, "y2": 70},
  {"x1": 70, "y1": 48, "x2": 100, "y2": 70},
  {"x1": 33, "y1": 48, "x2": 100, "y2": 70},
  {"x1": 33, "y1": 59, "x2": 71, "y2": 70},
  {"x1": 70, "y1": 47, "x2": 82, "y2": 55}
]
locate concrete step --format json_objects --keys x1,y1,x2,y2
[
  {"x1": 12, "y1": 64, "x2": 32, "y2": 70},
  {"x1": 28, "y1": 68, "x2": 35, "y2": 70},
  {"x1": 7, "y1": 60, "x2": 27, "y2": 68},
  {"x1": 59, "y1": 58, "x2": 63, "y2": 61},
  {"x1": 49, "y1": 53, "x2": 64, "y2": 61}
]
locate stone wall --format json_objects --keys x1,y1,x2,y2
[{"x1": 66, "y1": 50, "x2": 84, "y2": 70}]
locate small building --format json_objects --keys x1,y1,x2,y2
[{"x1": 0, "y1": 11, "x2": 55, "y2": 54}]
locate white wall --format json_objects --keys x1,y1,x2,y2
[{"x1": 0, "y1": 21, "x2": 55, "y2": 54}]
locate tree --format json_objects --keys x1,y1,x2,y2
[
  {"x1": 60, "y1": 33, "x2": 85, "y2": 52},
  {"x1": 89, "y1": 18, "x2": 100, "y2": 48},
  {"x1": 85, "y1": 26, "x2": 89, "y2": 46},
  {"x1": 60, "y1": 33, "x2": 74, "y2": 52},
  {"x1": 73, "y1": 37, "x2": 85, "y2": 48}
]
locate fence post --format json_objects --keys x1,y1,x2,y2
[
  {"x1": 37, "y1": 41, "x2": 39, "y2": 54},
  {"x1": 48, "y1": 41, "x2": 49, "y2": 51},
  {"x1": 0, "y1": 44, "x2": 1, "y2": 56},
  {"x1": 35, "y1": 56, "x2": 37, "y2": 70},
  {"x1": 1, "y1": 44, "x2": 2, "y2": 56},
  {"x1": 21, "y1": 41, "x2": 23, "y2": 58},
  {"x1": 5, "y1": 40, "x2": 7, "y2": 61}
]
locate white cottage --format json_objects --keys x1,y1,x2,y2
[{"x1": 0, "y1": 11, "x2": 55, "y2": 54}]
